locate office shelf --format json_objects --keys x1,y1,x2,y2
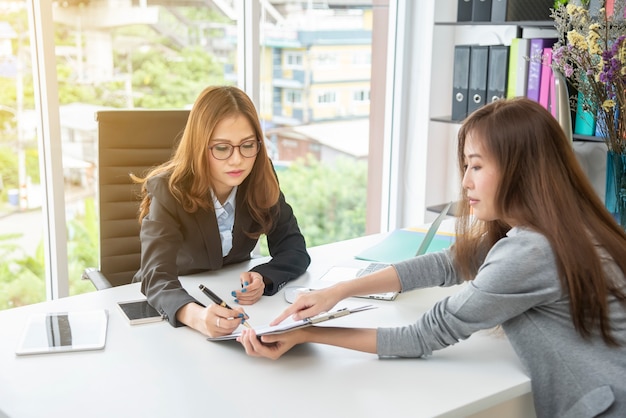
[
  {"x1": 435, "y1": 20, "x2": 555, "y2": 29},
  {"x1": 425, "y1": 1, "x2": 560, "y2": 217},
  {"x1": 430, "y1": 115, "x2": 606, "y2": 143}
]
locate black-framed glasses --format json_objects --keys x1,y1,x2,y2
[{"x1": 208, "y1": 139, "x2": 261, "y2": 160}]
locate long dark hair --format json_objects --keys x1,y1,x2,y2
[{"x1": 454, "y1": 97, "x2": 626, "y2": 345}]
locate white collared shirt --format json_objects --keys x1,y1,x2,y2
[{"x1": 211, "y1": 186, "x2": 237, "y2": 257}]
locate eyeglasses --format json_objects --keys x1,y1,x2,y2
[{"x1": 208, "y1": 139, "x2": 261, "y2": 160}]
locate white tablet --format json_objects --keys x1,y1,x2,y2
[{"x1": 15, "y1": 310, "x2": 109, "y2": 356}]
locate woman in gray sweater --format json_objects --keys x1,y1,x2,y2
[{"x1": 238, "y1": 98, "x2": 626, "y2": 417}]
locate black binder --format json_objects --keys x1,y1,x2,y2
[
  {"x1": 472, "y1": 0, "x2": 492, "y2": 22},
  {"x1": 487, "y1": 45, "x2": 509, "y2": 103},
  {"x1": 457, "y1": 0, "x2": 473, "y2": 22},
  {"x1": 467, "y1": 45, "x2": 489, "y2": 115},
  {"x1": 588, "y1": 0, "x2": 602, "y2": 18},
  {"x1": 505, "y1": 0, "x2": 553, "y2": 21},
  {"x1": 490, "y1": 0, "x2": 507, "y2": 22},
  {"x1": 452, "y1": 45, "x2": 471, "y2": 121}
]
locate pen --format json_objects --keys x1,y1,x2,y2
[{"x1": 199, "y1": 284, "x2": 251, "y2": 328}]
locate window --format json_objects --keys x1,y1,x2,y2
[
  {"x1": 285, "y1": 89, "x2": 302, "y2": 105},
  {"x1": 1, "y1": 0, "x2": 237, "y2": 310},
  {"x1": 284, "y1": 52, "x2": 303, "y2": 68},
  {"x1": 353, "y1": 89, "x2": 370, "y2": 103},
  {"x1": 4, "y1": 0, "x2": 400, "y2": 310},
  {"x1": 315, "y1": 53, "x2": 338, "y2": 68},
  {"x1": 259, "y1": 1, "x2": 388, "y2": 249},
  {"x1": 353, "y1": 51, "x2": 372, "y2": 66},
  {"x1": 0, "y1": 2, "x2": 46, "y2": 308},
  {"x1": 316, "y1": 91, "x2": 337, "y2": 105}
]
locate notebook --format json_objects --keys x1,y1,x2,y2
[{"x1": 319, "y1": 202, "x2": 453, "y2": 301}]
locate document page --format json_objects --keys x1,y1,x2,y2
[{"x1": 207, "y1": 305, "x2": 376, "y2": 341}]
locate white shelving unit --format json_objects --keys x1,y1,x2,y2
[{"x1": 423, "y1": 0, "x2": 607, "y2": 212}]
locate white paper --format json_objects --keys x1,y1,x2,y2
[{"x1": 207, "y1": 305, "x2": 375, "y2": 341}]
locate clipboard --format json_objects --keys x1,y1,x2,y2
[{"x1": 207, "y1": 305, "x2": 376, "y2": 341}]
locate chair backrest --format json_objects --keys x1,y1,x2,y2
[{"x1": 96, "y1": 109, "x2": 190, "y2": 287}]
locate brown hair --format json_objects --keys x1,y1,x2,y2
[
  {"x1": 454, "y1": 97, "x2": 626, "y2": 345},
  {"x1": 134, "y1": 85, "x2": 280, "y2": 237}
]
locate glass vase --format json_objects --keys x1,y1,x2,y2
[{"x1": 605, "y1": 151, "x2": 626, "y2": 228}]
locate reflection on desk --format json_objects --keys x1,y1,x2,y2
[{"x1": 0, "y1": 234, "x2": 534, "y2": 418}]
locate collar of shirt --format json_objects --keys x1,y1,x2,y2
[
  {"x1": 211, "y1": 186, "x2": 237, "y2": 257},
  {"x1": 212, "y1": 186, "x2": 238, "y2": 220}
]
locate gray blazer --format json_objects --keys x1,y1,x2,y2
[{"x1": 132, "y1": 174, "x2": 310, "y2": 327}]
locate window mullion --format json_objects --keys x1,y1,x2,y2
[{"x1": 27, "y1": 0, "x2": 69, "y2": 299}]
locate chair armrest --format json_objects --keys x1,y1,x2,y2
[{"x1": 82, "y1": 267, "x2": 113, "y2": 290}]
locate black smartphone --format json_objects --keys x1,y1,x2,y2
[{"x1": 117, "y1": 300, "x2": 164, "y2": 325}]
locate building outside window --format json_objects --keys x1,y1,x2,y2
[{"x1": 1, "y1": 0, "x2": 390, "y2": 310}]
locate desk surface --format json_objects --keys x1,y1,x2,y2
[{"x1": 0, "y1": 232, "x2": 531, "y2": 418}]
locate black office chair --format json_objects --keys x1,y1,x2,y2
[{"x1": 82, "y1": 109, "x2": 190, "y2": 290}]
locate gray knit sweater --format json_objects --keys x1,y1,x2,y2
[{"x1": 377, "y1": 227, "x2": 626, "y2": 417}]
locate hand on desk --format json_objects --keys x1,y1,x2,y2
[{"x1": 232, "y1": 272, "x2": 265, "y2": 305}]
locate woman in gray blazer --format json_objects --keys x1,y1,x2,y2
[
  {"x1": 239, "y1": 98, "x2": 626, "y2": 417},
  {"x1": 132, "y1": 86, "x2": 310, "y2": 338}
]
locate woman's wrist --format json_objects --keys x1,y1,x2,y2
[
  {"x1": 332, "y1": 279, "x2": 357, "y2": 300},
  {"x1": 299, "y1": 326, "x2": 321, "y2": 344},
  {"x1": 176, "y1": 302, "x2": 204, "y2": 332}
]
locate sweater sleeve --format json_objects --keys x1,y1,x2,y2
[
  {"x1": 393, "y1": 248, "x2": 464, "y2": 291},
  {"x1": 377, "y1": 228, "x2": 563, "y2": 358}
]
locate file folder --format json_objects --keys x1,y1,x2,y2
[
  {"x1": 506, "y1": 38, "x2": 530, "y2": 98},
  {"x1": 472, "y1": 0, "x2": 492, "y2": 22},
  {"x1": 490, "y1": 0, "x2": 507, "y2": 22},
  {"x1": 606, "y1": 0, "x2": 615, "y2": 16},
  {"x1": 468, "y1": 45, "x2": 489, "y2": 115},
  {"x1": 487, "y1": 45, "x2": 509, "y2": 103},
  {"x1": 457, "y1": 0, "x2": 473, "y2": 22},
  {"x1": 526, "y1": 38, "x2": 556, "y2": 103},
  {"x1": 588, "y1": 0, "x2": 603, "y2": 18},
  {"x1": 505, "y1": 0, "x2": 554, "y2": 21},
  {"x1": 452, "y1": 45, "x2": 471, "y2": 121},
  {"x1": 538, "y1": 47, "x2": 553, "y2": 110}
]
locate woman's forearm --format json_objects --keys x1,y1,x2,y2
[
  {"x1": 332, "y1": 265, "x2": 402, "y2": 300},
  {"x1": 301, "y1": 327, "x2": 378, "y2": 354}
]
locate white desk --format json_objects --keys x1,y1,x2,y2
[{"x1": 0, "y1": 234, "x2": 534, "y2": 418}]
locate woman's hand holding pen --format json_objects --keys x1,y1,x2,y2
[
  {"x1": 176, "y1": 302, "x2": 246, "y2": 338},
  {"x1": 233, "y1": 271, "x2": 265, "y2": 305},
  {"x1": 205, "y1": 304, "x2": 247, "y2": 337}
]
